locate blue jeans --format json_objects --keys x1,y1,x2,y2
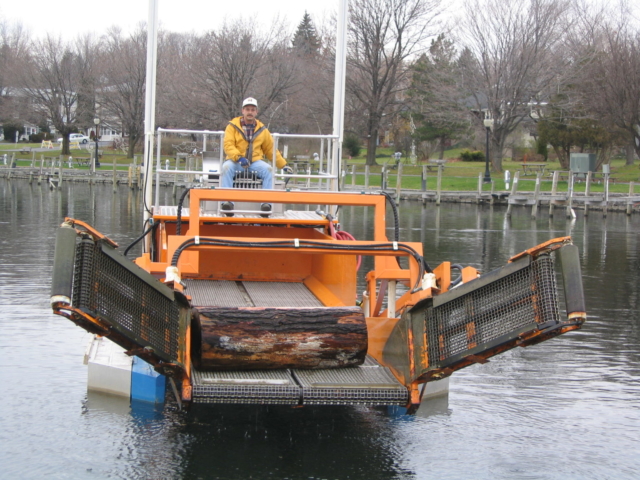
[{"x1": 221, "y1": 159, "x2": 273, "y2": 189}]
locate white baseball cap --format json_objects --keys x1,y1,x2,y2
[{"x1": 242, "y1": 97, "x2": 258, "y2": 108}]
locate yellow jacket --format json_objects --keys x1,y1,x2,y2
[{"x1": 224, "y1": 117, "x2": 287, "y2": 169}]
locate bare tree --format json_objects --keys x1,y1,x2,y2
[
  {"x1": 348, "y1": 0, "x2": 443, "y2": 166},
  {"x1": 0, "y1": 20, "x2": 32, "y2": 126},
  {"x1": 458, "y1": 0, "x2": 570, "y2": 171},
  {"x1": 577, "y1": 6, "x2": 640, "y2": 165},
  {"x1": 20, "y1": 35, "x2": 97, "y2": 154},
  {"x1": 171, "y1": 19, "x2": 298, "y2": 130},
  {"x1": 99, "y1": 25, "x2": 148, "y2": 157}
]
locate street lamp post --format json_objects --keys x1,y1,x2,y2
[
  {"x1": 483, "y1": 116, "x2": 494, "y2": 184},
  {"x1": 93, "y1": 118, "x2": 101, "y2": 170}
]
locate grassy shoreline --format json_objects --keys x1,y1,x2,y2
[{"x1": 3, "y1": 142, "x2": 638, "y2": 194}]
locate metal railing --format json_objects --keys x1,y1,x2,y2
[{"x1": 153, "y1": 128, "x2": 342, "y2": 208}]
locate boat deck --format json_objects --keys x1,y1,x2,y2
[
  {"x1": 184, "y1": 280, "x2": 324, "y2": 308},
  {"x1": 191, "y1": 355, "x2": 408, "y2": 406},
  {"x1": 184, "y1": 279, "x2": 408, "y2": 406}
]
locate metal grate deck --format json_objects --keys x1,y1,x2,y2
[
  {"x1": 191, "y1": 356, "x2": 408, "y2": 406},
  {"x1": 184, "y1": 280, "x2": 323, "y2": 308},
  {"x1": 191, "y1": 369, "x2": 301, "y2": 405}
]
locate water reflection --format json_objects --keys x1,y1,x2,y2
[{"x1": 1, "y1": 181, "x2": 639, "y2": 479}]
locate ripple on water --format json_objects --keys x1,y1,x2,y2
[{"x1": 1, "y1": 183, "x2": 639, "y2": 479}]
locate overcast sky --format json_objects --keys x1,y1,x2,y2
[{"x1": 1, "y1": 0, "x2": 332, "y2": 40}]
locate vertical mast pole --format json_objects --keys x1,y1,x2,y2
[
  {"x1": 143, "y1": 0, "x2": 159, "y2": 252},
  {"x1": 331, "y1": 0, "x2": 349, "y2": 194}
]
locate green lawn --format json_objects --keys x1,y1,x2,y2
[
  {"x1": 345, "y1": 148, "x2": 640, "y2": 194},
  {"x1": 3, "y1": 142, "x2": 639, "y2": 194}
]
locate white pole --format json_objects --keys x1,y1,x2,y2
[
  {"x1": 143, "y1": 0, "x2": 159, "y2": 252},
  {"x1": 331, "y1": 0, "x2": 349, "y2": 194}
]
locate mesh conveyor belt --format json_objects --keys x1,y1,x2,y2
[
  {"x1": 184, "y1": 280, "x2": 323, "y2": 308},
  {"x1": 191, "y1": 356, "x2": 409, "y2": 406},
  {"x1": 184, "y1": 280, "x2": 247, "y2": 307},
  {"x1": 243, "y1": 281, "x2": 323, "y2": 308}
]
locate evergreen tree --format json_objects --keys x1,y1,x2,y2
[
  {"x1": 292, "y1": 12, "x2": 320, "y2": 57},
  {"x1": 408, "y1": 35, "x2": 470, "y2": 159}
]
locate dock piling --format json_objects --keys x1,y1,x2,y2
[
  {"x1": 436, "y1": 165, "x2": 443, "y2": 206},
  {"x1": 531, "y1": 172, "x2": 541, "y2": 219},
  {"x1": 395, "y1": 162, "x2": 403, "y2": 199},
  {"x1": 506, "y1": 171, "x2": 520, "y2": 217}
]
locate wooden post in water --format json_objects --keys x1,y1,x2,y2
[
  {"x1": 7, "y1": 153, "x2": 16, "y2": 180},
  {"x1": 477, "y1": 173, "x2": 483, "y2": 204},
  {"x1": 436, "y1": 164, "x2": 443, "y2": 206},
  {"x1": 490, "y1": 179, "x2": 495, "y2": 205},
  {"x1": 364, "y1": 165, "x2": 370, "y2": 190},
  {"x1": 58, "y1": 158, "x2": 63, "y2": 187},
  {"x1": 566, "y1": 172, "x2": 574, "y2": 219},
  {"x1": 395, "y1": 162, "x2": 403, "y2": 199},
  {"x1": 421, "y1": 166, "x2": 428, "y2": 205},
  {"x1": 112, "y1": 158, "x2": 118, "y2": 192},
  {"x1": 531, "y1": 172, "x2": 542, "y2": 219},
  {"x1": 549, "y1": 171, "x2": 559, "y2": 216},
  {"x1": 506, "y1": 171, "x2": 520, "y2": 218},
  {"x1": 603, "y1": 172, "x2": 609, "y2": 217},
  {"x1": 38, "y1": 155, "x2": 44, "y2": 185},
  {"x1": 627, "y1": 182, "x2": 634, "y2": 215},
  {"x1": 584, "y1": 171, "x2": 592, "y2": 216}
]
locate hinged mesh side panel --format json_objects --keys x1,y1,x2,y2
[
  {"x1": 72, "y1": 240, "x2": 181, "y2": 361},
  {"x1": 425, "y1": 256, "x2": 560, "y2": 369}
]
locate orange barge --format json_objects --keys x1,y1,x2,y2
[{"x1": 50, "y1": 184, "x2": 586, "y2": 413}]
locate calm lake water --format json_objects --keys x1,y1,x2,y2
[{"x1": 0, "y1": 180, "x2": 638, "y2": 479}]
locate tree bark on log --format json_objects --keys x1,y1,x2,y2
[{"x1": 192, "y1": 306, "x2": 367, "y2": 370}]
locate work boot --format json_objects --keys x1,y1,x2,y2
[
  {"x1": 260, "y1": 203, "x2": 272, "y2": 218},
  {"x1": 221, "y1": 201, "x2": 234, "y2": 217}
]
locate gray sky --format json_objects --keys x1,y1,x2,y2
[{"x1": 1, "y1": 0, "x2": 331, "y2": 40}]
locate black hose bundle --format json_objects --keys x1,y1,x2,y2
[
  {"x1": 170, "y1": 236, "x2": 428, "y2": 293},
  {"x1": 176, "y1": 188, "x2": 192, "y2": 236}
]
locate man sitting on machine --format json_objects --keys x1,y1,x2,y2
[{"x1": 221, "y1": 97, "x2": 292, "y2": 217}]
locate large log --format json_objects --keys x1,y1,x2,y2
[{"x1": 192, "y1": 306, "x2": 367, "y2": 370}]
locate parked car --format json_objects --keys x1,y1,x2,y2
[{"x1": 57, "y1": 133, "x2": 89, "y2": 144}]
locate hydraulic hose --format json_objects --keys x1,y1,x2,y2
[
  {"x1": 380, "y1": 191, "x2": 433, "y2": 273},
  {"x1": 450, "y1": 263, "x2": 464, "y2": 287},
  {"x1": 124, "y1": 220, "x2": 155, "y2": 257},
  {"x1": 170, "y1": 236, "x2": 427, "y2": 293},
  {"x1": 176, "y1": 188, "x2": 192, "y2": 236}
]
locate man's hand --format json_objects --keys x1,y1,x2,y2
[
  {"x1": 283, "y1": 166, "x2": 293, "y2": 175},
  {"x1": 238, "y1": 157, "x2": 250, "y2": 168}
]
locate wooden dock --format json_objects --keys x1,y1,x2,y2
[{"x1": 2, "y1": 160, "x2": 639, "y2": 216}]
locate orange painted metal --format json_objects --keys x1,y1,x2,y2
[
  {"x1": 509, "y1": 236, "x2": 572, "y2": 262},
  {"x1": 64, "y1": 217, "x2": 119, "y2": 248}
]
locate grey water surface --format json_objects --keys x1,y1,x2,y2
[{"x1": 0, "y1": 180, "x2": 638, "y2": 480}]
